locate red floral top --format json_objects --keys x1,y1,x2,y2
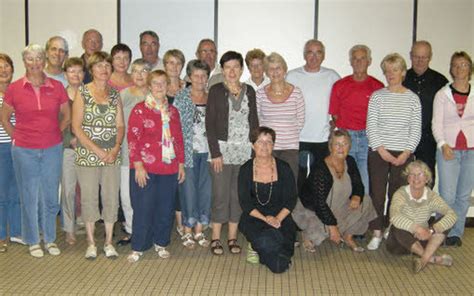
[{"x1": 127, "y1": 102, "x2": 184, "y2": 175}]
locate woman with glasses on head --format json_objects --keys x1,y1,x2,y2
[{"x1": 432, "y1": 51, "x2": 474, "y2": 247}]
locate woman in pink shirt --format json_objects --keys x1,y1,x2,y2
[
  {"x1": 432, "y1": 51, "x2": 474, "y2": 247},
  {"x1": 1, "y1": 44, "x2": 70, "y2": 258}
]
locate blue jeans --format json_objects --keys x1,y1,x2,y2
[
  {"x1": 437, "y1": 149, "x2": 474, "y2": 238},
  {"x1": 0, "y1": 143, "x2": 21, "y2": 240},
  {"x1": 178, "y1": 153, "x2": 211, "y2": 228},
  {"x1": 347, "y1": 129, "x2": 369, "y2": 195},
  {"x1": 130, "y1": 170, "x2": 177, "y2": 251},
  {"x1": 12, "y1": 144, "x2": 62, "y2": 245}
]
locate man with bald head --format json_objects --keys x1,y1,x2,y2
[
  {"x1": 81, "y1": 29, "x2": 103, "y2": 83},
  {"x1": 195, "y1": 38, "x2": 223, "y2": 88},
  {"x1": 44, "y1": 36, "x2": 69, "y2": 87},
  {"x1": 403, "y1": 41, "x2": 448, "y2": 184}
]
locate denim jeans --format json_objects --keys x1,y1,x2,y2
[
  {"x1": 347, "y1": 130, "x2": 369, "y2": 195},
  {"x1": 178, "y1": 153, "x2": 211, "y2": 228},
  {"x1": 12, "y1": 143, "x2": 62, "y2": 245},
  {"x1": 436, "y1": 149, "x2": 474, "y2": 238},
  {"x1": 0, "y1": 143, "x2": 21, "y2": 240}
]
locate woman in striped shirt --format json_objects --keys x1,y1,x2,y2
[
  {"x1": 366, "y1": 53, "x2": 421, "y2": 250},
  {"x1": 256, "y1": 52, "x2": 305, "y2": 178},
  {"x1": 0, "y1": 53, "x2": 23, "y2": 252}
]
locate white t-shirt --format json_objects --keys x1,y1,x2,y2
[{"x1": 286, "y1": 66, "x2": 340, "y2": 143}]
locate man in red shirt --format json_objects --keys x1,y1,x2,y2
[{"x1": 329, "y1": 45, "x2": 384, "y2": 194}]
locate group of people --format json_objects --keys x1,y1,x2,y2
[{"x1": 0, "y1": 28, "x2": 472, "y2": 274}]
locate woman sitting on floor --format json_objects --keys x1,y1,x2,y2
[
  {"x1": 386, "y1": 160, "x2": 457, "y2": 273},
  {"x1": 293, "y1": 129, "x2": 377, "y2": 252},
  {"x1": 238, "y1": 126, "x2": 297, "y2": 273}
]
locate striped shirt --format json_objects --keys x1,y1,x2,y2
[
  {"x1": 390, "y1": 185, "x2": 457, "y2": 234},
  {"x1": 366, "y1": 88, "x2": 421, "y2": 152},
  {"x1": 0, "y1": 96, "x2": 15, "y2": 143},
  {"x1": 256, "y1": 86, "x2": 305, "y2": 150}
]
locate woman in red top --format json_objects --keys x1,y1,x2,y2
[
  {"x1": 1, "y1": 44, "x2": 70, "y2": 258},
  {"x1": 127, "y1": 70, "x2": 185, "y2": 262}
]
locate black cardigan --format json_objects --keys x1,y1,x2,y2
[{"x1": 299, "y1": 155, "x2": 364, "y2": 226}]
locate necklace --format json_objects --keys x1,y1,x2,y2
[
  {"x1": 225, "y1": 81, "x2": 241, "y2": 97},
  {"x1": 253, "y1": 158, "x2": 274, "y2": 206}
]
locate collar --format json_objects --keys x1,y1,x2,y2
[
  {"x1": 21, "y1": 75, "x2": 53, "y2": 88},
  {"x1": 405, "y1": 186, "x2": 428, "y2": 203}
]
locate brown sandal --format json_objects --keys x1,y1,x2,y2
[
  {"x1": 210, "y1": 239, "x2": 224, "y2": 255},
  {"x1": 228, "y1": 239, "x2": 241, "y2": 254}
]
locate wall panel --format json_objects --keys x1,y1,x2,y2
[
  {"x1": 319, "y1": 0, "x2": 413, "y2": 81},
  {"x1": 218, "y1": 0, "x2": 315, "y2": 80},
  {"x1": 121, "y1": 0, "x2": 214, "y2": 75}
]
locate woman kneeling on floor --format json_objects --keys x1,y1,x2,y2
[
  {"x1": 238, "y1": 127, "x2": 297, "y2": 273},
  {"x1": 387, "y1": 160, "x2": 457, "y2": 273}
]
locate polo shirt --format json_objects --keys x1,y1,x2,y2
[{"x1": 4, "y1": 76, "x2": 68, "y2": 149}]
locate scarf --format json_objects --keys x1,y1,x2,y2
[{"x1": 145, "y1": 94, "x2": 176, "y2": 164}]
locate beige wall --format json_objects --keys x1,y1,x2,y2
[{"x1": 0, "y1": 0, "x2": 25, "y2": 80}]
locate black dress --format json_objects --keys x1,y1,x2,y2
[{"x1": 238, "y1": 158, "x2": 297, "y2": 273}]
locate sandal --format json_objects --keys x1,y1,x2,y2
[
  {"x1": 46, "y1": 243, "x2": 61, "y2": 256},
  {"x1": 127, "y1": 251, "x2": 143, "y2": 263},
  {"x1": 29, "y1": 244, "x2": 44, "y2": 258},
  {"x1": 433, "y1": 254, "x2": 453, "y2": 267},
  {"x1": 303, "y1": 240, "x2": 316, "y2": 253},
  {"x1": 0, "y1": 241, "x2": 7, "y2": 253},
  {"x1": 181, "y1": 233, "x2": 196, "y2": 249},
  {"x1": 154, "y1": 244, "x2": 170, "y2": 259},
  {"x1": 194, "y1": 233, "x2": 210, "y2": 247},
  {"x1": 227, "y1": 239, "x2": 241, "y2": 254},
  {"x1": 210, "y1": 239, "x2": 224, "y2": 255}
]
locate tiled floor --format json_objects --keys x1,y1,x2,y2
[{"x1": 1, "y1": 225, "x2": 473, "y2": 295}]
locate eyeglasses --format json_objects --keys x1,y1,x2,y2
[
  {"x1": 131, "y1": 68, "x2": 150, "y2": 74},
  {"x1": 411, "y1": 55, "x2": 430, "y2": 61},
  {"x1": 451, "y1": 63, "x2": 471, "y2": 69},
  {"x1": 255, "y1": 139, "x2": 273, "y2": 146},
  {"x1": 408, "y1": 172, "x2": 425, "y2": 179},
  {"x1": 333, "y1": 142, "x2": 349, "y2": 148}
]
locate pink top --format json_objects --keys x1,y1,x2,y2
[
  {"x1": 108, "y1": 80, "x2": 133, "y2": 92},
  {"x1": 256, "y1": 86, "x2": 305, "y2": 150},
  {"x1": 329, "y1": 75, "x2": 384, "y2": 130},
  {"x1": 127, "y1": 102, "x2": 184, "y2": 175},
  {"x1": 4, "y1": 76, "x2": 68, "y2": 148},
  {"x1": 432, "y1": 85, "x2": 474, "y2": 149}
]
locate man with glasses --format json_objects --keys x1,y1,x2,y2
[
  {"x1": 195, "y1": 39, "x2": 223, "y2": 88},
  {"x1": 403, "y1": 40, "x2": 448, "y2": 185}
]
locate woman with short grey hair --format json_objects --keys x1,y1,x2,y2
[{"x1": 1, "y1": 44, "x2": 71, "y2": 258}]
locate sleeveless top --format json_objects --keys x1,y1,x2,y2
[{"x1": 75, "y1": 85, "x2": 121, "y2": 167}]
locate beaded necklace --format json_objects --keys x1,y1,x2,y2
[{"x1": 253, "y1": 158, "x2": 275, "y2": 206}]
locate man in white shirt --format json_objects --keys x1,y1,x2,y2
[
  {"x1": 287, "y1": 39, "x2": 340, "y2": 169},
  {"x1": 44, "y1": 36, "x2": 69, "y2": 87},
  {"x1": 140, "y1": 30, "x2": 164, "y2": 70}
]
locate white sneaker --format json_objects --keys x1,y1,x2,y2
[
  {"x1": 46, "y1": 243, "x2": 61, "y2": 256},
  {"x1": 154, "y1": 244, "x2": 170, "y2": 259},
  {"x1": 104, "y1": 244, "x2": 119, "y2": 258},
  {"x1": 367, "y1": 237, "x2": 383, "y2": 251},
  {"x1": 10, "y1": 237, "x2": 26, "y2": 245},
  {"x1": 29, "y1": 244, "x2": 44, "y2": 258},
  {"x1": 85, "y1": 245, "x2": 97, "y2": 260}
]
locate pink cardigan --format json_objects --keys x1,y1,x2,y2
[{"x1": 432, "y1": 85, "x2": 474, "y2": 149}]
